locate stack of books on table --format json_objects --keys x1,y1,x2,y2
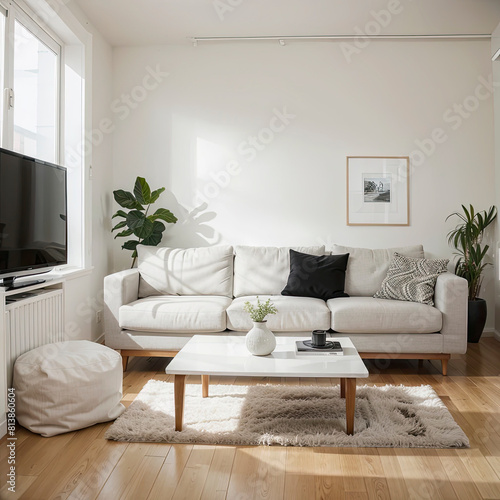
[{"x1": 295, "y1": 340, "x2": 344, "y2": 356}]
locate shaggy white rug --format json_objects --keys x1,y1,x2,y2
[{"x1": 105, "y1": 381, "x2": 469, "y2": 448}]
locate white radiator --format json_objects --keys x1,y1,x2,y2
[{"x1": 5, "y1": 289, "x2": 65, "y2": 386}]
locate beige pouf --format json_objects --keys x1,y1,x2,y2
[{"x1": 13, "y1": 340, "x2": 125, "y2": 437}]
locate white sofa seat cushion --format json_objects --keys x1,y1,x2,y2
[
  {"x1": 227, "y1": 295, "x2": 331, "y2": 332},
  {"x1": 137, "y1": 245, "x2": 234, "y2": 298},
  {"x1": 327, "y1": 297, "x2": 442, "y2": 334},
  {"x1": 331, "y1": 244, "x2": 424, "y2": 296},
  {"x1": 233, "y1": 245, "x2": 326, "y2": 298},
  {"x1": 119, "y1": 296, "x2": 232, "y2": 333}
]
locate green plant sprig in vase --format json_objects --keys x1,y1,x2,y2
[
  {"x1": 112, "y1": 177, "x2": 178, "y2": 268},
  {"x1": 243, "y1": 297, "x2": 278, "y2": 323},
  {"x1": 243, "y1": 297, "x2": 278, "y2": 356}
]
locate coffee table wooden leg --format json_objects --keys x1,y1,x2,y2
[
  {"x1": 340, "y1": 378, "x2": 346, "y2": 399},
  {"x1": 174, "y1": 374, "x2": 186, "y2": 431},
  {"x1": 202, "y1": 375, "x2": 209, "y2": 398},
  {"x1": 345, "y1": 378, "x2": 356, "y2": 435}
]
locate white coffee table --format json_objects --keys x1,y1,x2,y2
[{"x1": 165, "y1": 335, "x2": 369, "y2": 435}]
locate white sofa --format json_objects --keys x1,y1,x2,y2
[{"x1": 104, "y1": 244, "x2": 468, "y2": 375}]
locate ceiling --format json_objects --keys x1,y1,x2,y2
[{"x1": 72, "y1": 0, "x2": 500, "y2": 47}]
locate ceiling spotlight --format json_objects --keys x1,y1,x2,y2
[{"x1": 279, "y1": 39, "x2": 285, "y2": 46}]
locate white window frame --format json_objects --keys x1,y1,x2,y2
[
  {"x1": 0, "y1": 0, "x2": 62, "y2": 163},
  {"x1": 0, "y1": 0, "x2": 92, "y2": 272}
]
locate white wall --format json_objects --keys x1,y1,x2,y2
[
  {"x1": 111, "y1": 40, "x2": 496, "y2": 326},
  {"x1": 61, "y1": 5, "x2": 114, "y2": 341},
  {"x1": 491, "y1": 23, "x2": 500, "y2": 337}
]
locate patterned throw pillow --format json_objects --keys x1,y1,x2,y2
[{"x1": 373, "y1": 253, "x2": 449, "y2": 306}]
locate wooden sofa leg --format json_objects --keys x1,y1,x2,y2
[
  {"x1": 441, "y1": 358, "x2": 448, "y2": 376},
  {"x1": 119, "y1": 349, "x2": 179, "y2": 373}
]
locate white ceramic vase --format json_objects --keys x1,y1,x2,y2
[{"x1": 245, "y1": 321, "x2": 276, "y2": 356}]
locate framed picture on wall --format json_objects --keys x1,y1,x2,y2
[{"x1": 346, "y1": 156, "x2": 409, "y2": 226}]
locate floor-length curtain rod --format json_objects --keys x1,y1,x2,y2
[{"x1": 191, "y1": 33, "x2": 490, "y2": 45}]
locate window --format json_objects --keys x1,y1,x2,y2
[
  {"x1": 0, "y1": 7, "x2": 6, "y2": 141},
  {"x1": 13, "y1": 20, "x2": 58, "y2": 162},
  {"x1": 0, "y1": 2, "x2": 61, "y2": 163},
  {"x1": 0, "y1": 0, "x2": 90, "y2": 271}
]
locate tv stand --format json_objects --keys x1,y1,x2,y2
[{"x1": 0, "y1": 277, "x2": 46, "y2": 291}]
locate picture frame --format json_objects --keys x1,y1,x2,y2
[{"x1": 346, "y1": 156, "x2": 409, "y2": 226}]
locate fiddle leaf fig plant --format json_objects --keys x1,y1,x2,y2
[
  {"x1": 446, "y1": 204, "x2": 497, "y2": 301},
  {"x1": 112, "y1": 177, "x2": 177, "y2": 268}
]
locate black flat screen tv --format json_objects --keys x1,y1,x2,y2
[{"x1": 0, "y1": 147, "x2": 67, "y2": 290}]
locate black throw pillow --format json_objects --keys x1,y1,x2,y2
[{"x1": 281, "y1": 250, "x2": 350, "y2": 301}]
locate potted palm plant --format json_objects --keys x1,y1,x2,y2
[{"x1": 446, "y1": 204, "x2": 497, "y2": 342}]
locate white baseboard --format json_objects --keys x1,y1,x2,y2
[{"x1": 483, "y1": 328, "x2": 500, "y2": 342}]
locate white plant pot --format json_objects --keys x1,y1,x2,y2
[{"x1": 245, "y1": 321, "x2": 276, "y2": 356}]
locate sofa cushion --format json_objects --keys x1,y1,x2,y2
[
  {"x1": 327, "y1": 297, "x2": 442, "y2": 334},
  {"x1": 330, "y1": 244, "x2": 424, "y2": 296},
  {"x1": 119, "y1": 296, "x2": 232, "y2": 333},
  {"x1": 233, "y1": 245, "x2": 326, "y2": 298},
  {"x1": 374, "y1": 253, "x2": 449, "y2": 306},
  {"x1": 227, "y1": 295, "x2": 330, "y2": 332},
  {"x1": 137, "y1": 245, "x2": 233, "y2": 298},
  {"x1": 282, "y1": 250, "x2": 350, "y2": 300}
]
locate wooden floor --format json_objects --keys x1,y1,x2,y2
[{"x1": 1, "y1": 338, "x2": 499, "y2": 500}]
